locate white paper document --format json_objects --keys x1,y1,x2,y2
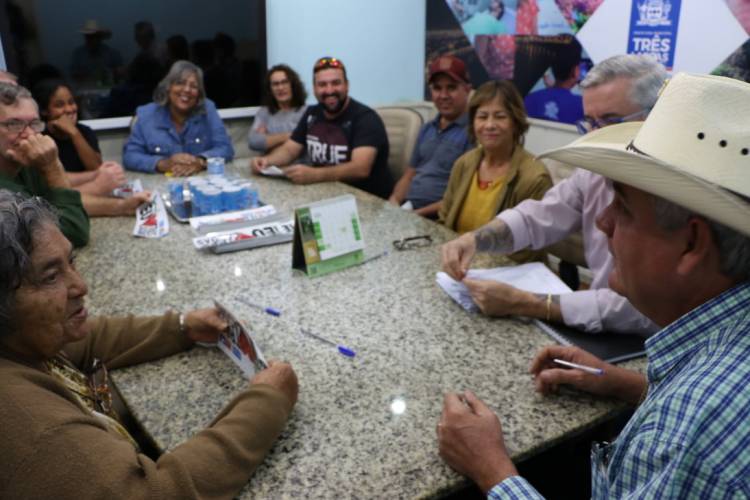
[
  {"x1": 260, "y1": 165, "x2": 286, "y2": 177},
  {"x1": 436, "y1": 262, "x2": 573, "y2": 312}
]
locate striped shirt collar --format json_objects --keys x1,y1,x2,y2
[{"x1": 645, "y1": 281, "x2": 750, "y2": 383}]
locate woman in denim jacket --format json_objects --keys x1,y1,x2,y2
[{"x1": 123, "y1": 60, "x2": 234, "y2": 176}]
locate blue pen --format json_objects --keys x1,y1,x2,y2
[
  {"x1": 357, "y1": 249, "x2": 389, "y2": 266},
  {"x1": 237, "y1": 297, "x2": 281, "y2": 317},
  {"x1": 300, "y1": 328, "x2": 356, "y2": 357}
]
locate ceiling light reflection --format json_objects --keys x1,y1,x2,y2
[{"x1": 390, "y1": 397, "x2": 406, "y2": 415}]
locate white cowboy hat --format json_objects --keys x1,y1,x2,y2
[
  {"x1": 538, "y1": 72, "x2": 750, "y2": 237},
  {"x1": 78, "y1": 19, "x2": 112, "y2": 37}
]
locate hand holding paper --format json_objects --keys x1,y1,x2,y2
[
  {"x1": 183, "y1": 308, "x2": 228, "y2": 343},
  {"x1": 463, "y1": 278, "x2": 538, "y2": 317},
  {"x1": 251, "y1": 360, "x2": 299, "y2": 407},
  {"x1": 436, "y1": 262, "x2": 573, "y2": 314},
  {"x1": 259, "y1": 165, "x2": 287, "y2": 177},
  {"x1": 441, "y1": 232, "x2": 477, "y2": 280}
]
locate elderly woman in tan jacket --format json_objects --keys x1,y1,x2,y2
[
  {"x1": 438, "y1": 80, "x2": 552, "y2": 263},
  {"x1": 0, "y1": 191, "x2": 297, "y2": 499}
]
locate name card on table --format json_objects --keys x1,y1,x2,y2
[{"x1": 292, "y1": 194, "x2": 364, "y2": 277}]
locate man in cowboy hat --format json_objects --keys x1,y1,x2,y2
[
  {"x1": 441, "y1": 54, "x2": 665, "y2": 336},
  {"x1": 70, "y1": 19, "x2": 124, "y2": 86},
  {"x1": 436, "y1": 72, "x2": 750, "y2": 497}
]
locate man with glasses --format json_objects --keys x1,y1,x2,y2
[
  {"x1": 252, "y1": 57, "x2": 393, "y2": 199},
  {"x1": 0, "y1": 82, "x2": 89, "y2": 246},
  {"x1": 441, "y1": 54, "x2": 665, "y2": 335},
  {"x1": 388, "y1": 55, "x2": 472, "y2": 218}
]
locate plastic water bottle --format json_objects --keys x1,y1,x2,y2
[
  {"x1": 206, "y1": 157, "x2": 225, "y2": 176},
  {"x1": 221, "y1": 185, "x2": 243, "y2": 211},
  {"x1": 200, "y1": 186, "x2": 223, "y2": 214},
  {"x1": 168, "y1": 181, "x2": 184, "y2": 203},
  {"x1": 240, "y1": 181, "x2": 259, "y2": 208}
]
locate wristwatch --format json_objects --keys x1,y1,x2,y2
[{"x1": 178, "y1": 312, "x2": 186, "y2": 335}]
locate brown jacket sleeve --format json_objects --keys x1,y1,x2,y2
[
  {"x1": 2, "y1": 372, "x2": 292, "y2": 500},
  {"x1": 2, "y1": 308, "x2": 293, "y2": 500},
  {"x1": 63, "y1": 312, "x2": 193, "y2": 370}
]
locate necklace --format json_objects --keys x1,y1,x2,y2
[{"x1": 46, "y1": 356, "x2": 138, "y2": 448}]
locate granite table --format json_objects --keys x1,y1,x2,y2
[{"x1": 77, "y1": 161, "x2": 645, "y2": 499}]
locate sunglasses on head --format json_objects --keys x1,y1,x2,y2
[{"x1": 314, "y1": 57, "x2": 345, "y2": 72}]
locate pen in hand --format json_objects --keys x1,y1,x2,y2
[{"x1": 553, "y1": 358, "x2": 604, "y2": 376}]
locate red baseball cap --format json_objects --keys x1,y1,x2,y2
[{"x1": 428, "y1": 55, "x2": 470, "y2": 84}]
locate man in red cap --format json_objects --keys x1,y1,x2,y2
[{"x1": 388, "y1": 54, "x2": 472, "y2": 218}]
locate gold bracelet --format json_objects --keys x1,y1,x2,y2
[{"x1": 545, "y1": 294, "x2": 552, "y2": 322}]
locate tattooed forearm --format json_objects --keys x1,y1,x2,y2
[{"x1": 474, "y1": 219, "x2": 514, "y2": 253}]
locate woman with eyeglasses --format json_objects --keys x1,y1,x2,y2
[
  {"x1": 123, "y1": 60, "x2": 234, "y2": 176},
  {"x1": 248, "y1": 64, "x2": 308, "y2": 155},
  {"x1": 0, "y1": 190, "x2": 298, "y2": 499},
  {"x1": 438, "y1": 80, "x2": 552, "y2": 263}
]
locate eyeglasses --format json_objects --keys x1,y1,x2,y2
[
  {"x1": 270, "y1": 78, "x2": 290, "y2": 87},
  {"x1": 87, "y1": 358, "x2": 113, "y2": 414},
  {"x1": 314, "y1": 57, "x2": 345, "y2": 72},
  {"x1": 0, "y1": 119, "x2": 45, "y2": 134},
  {"x1": 173, "y1": 79, "x2": 200, "y2": 91},
  {"x1": 575, "y1": 109, "x2": 649, "y2": 135},
  {"x1": 393, "y1": 235, "x2": 433, "y2": 251}
]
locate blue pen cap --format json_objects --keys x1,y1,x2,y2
[
  {"x1": 265, "y1": 307, "x2": 281, "y2": 317},
  {"x1": 337, "y1": 346, "x2": 356, "y2": 357}
]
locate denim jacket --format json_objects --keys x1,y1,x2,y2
[{"x1": 123, "y1": 99, "x2": 234, "y2": 173}]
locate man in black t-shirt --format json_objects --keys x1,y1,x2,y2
[{"x1": 251, "y1": 57, "x2": 393, "y2": 198}]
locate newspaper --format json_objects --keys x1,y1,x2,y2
[
  {"x1": 189, "y1": 205, "x2": 278, "y2": 232},
  {"x1": 193, "y1": 218, "x2": 295, "y2": 251},
  {"x1": 132, "y1": 191, "x2": 169, "y2": 238}
]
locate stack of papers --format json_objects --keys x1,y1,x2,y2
[{"x1": 436, "y1": 262, "x2": 573, "y2": 312}]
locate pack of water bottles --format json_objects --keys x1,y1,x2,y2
[{"x1": 165, "y1": 161, "x2": 261, "y2": 221}]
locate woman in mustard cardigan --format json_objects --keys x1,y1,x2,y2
[{"x1": 438, "y1": 80, "x2": 552, "y2": 262}]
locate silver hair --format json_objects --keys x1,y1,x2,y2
[
  {"x1": 652, "y1": 196, "x2": 750, "y2": 282},
  {"x1": 152, "y1": 60, "x2": 206, "y2": 114},
  {"x1": 0, "y1": 190, "x2": 59, "y2": 335},
  {"x1": 580, "y1": 54, "x2": 668, "y2": 111},
  {"x1": 0, "y1": 82, "x2": 35, "y2": 108}
]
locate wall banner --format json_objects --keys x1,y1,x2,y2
[{"x1": 628, "y1": 0, "x2": 683, "y2": 69}]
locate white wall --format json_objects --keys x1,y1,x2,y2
[{"x1": 266, "y1": 0, "x2": 426, "y2": 106}]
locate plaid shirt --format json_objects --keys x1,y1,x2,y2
[{"x1": 489, "y1": 282, "x2": 750, "y2": 499}]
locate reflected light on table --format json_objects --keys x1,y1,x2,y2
[
  {"x1": 390, "y1": 397, "x2": 406, "y2": 415},
  {"x1": 156, "y1": 279, "x2": 166, "y2": 292},
  {"x1": 234, "y1": 265, "x2": 243, "y2": 277}
]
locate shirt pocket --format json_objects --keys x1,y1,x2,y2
[
  {"x1": 149, "y1": 142, "x2": 173, "y2": 156},
  {"x1": 185, "y1": 134, "x2": 209, "y2": 155}
]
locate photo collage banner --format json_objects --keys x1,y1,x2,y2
[{"x1": 426, "y1": 0, "x2": 750, "y2": 125}]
